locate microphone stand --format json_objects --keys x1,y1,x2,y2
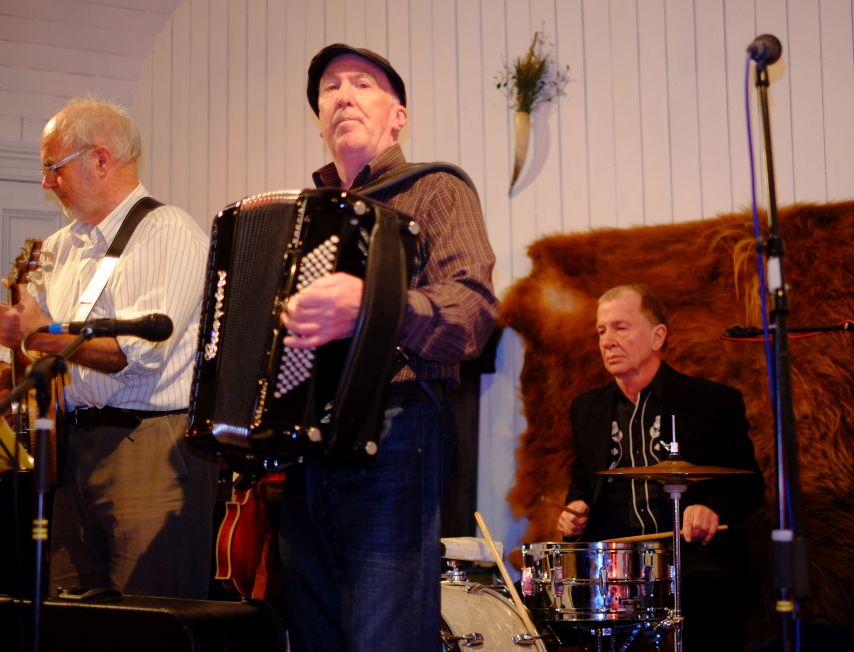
[
  {"x1": 0, "y1": 329, "x2": 93, "y2": 652},
  {"x1": 754, "y1": 58, "x2": 809, "y2": 652}
]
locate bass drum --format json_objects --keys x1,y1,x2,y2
[{"x1": 441, "y1": 581, "x2": 548, "y2": 651}]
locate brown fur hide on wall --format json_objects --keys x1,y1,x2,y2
[{"x1": 500, "y1": 202, "x2": 854, "y2": 637}]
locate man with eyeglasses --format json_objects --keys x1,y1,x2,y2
[{"x1": 0, "y1": 96, "x2": 218, "y2": 599}]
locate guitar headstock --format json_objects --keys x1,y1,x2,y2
[{"x1": 6, "y1": 238, "x2": 43, "y2": 303}]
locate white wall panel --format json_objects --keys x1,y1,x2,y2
[
  {"x1": 818, "y1": 0, "x2": 854, "y2": 201},
  {"x1": 556, "y1": 0, "x2": 591, "y2": 232},
  {"x1": 695, "y1": 0, "x2": 733, "y2": 216},
  {"x1": 188, "y1": 0, "x2": 212, "y2": 222},
  {"x1": 666, "y1": 0, "x2": 703, "y2": 222},
  {"x1": 131, "y1": 0, "x2": 854, "y2": 570}
]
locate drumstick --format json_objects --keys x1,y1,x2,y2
[
  {"x1": 474, "y1": 511, "x2": 539, "y2": 640},
  {"x1": 603, "y1": 524, "x2": 729, "y2": 543},
  {"x1": 537, "y1": 494, "x2": 585, "y2": 517}
]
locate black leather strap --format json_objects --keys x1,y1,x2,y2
[
  {"x1": 353, "y1": 162, "x2": 476, "y2": 197},
  {"x1": 106, "y1": 196, "x2": 163, "y2": 257}
]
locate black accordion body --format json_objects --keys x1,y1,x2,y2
[{"x1": 186, "y1": 189, "x2": 418, "y2": 466}]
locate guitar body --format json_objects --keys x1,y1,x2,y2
[
  {"x1": 4, "y1": 238, "x2": 65, "y2": 484},
  {"x1": 214, "y1": 472, "x2": 284, "y2": 601}
]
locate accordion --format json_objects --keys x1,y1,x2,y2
[{"x1": 186, "y1": 189, "x2": 418, "y2": 467}]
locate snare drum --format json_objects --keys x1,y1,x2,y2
[
  {"x1": 521, "y1": 541, "x2": 672, "y2": 622},
  {"x1": 441, "y1": 581, "x2": 547, "y2": 651}
]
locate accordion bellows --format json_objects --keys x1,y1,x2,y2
[{"x1": 186, "y1": 189, "x2": 417, "y2": 467}]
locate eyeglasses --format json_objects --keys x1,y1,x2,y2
[{"x1": 41, "y1": 145, "x2": 95, "y2": 180}]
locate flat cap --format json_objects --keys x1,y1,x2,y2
[{"x1": 306, "y1": 43, "x2": 406, "y2": 116}]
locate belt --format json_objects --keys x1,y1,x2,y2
[
  {"x1": 387, "y1": 380, "x2": 450, "y2": 406},
  {"x1": 69, "y1": 406, "x2": 187, "y2": 429}
]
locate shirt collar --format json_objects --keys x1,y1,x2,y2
[
  {"x1": 69, "y1": 184, "x2": 148, "y2": 249},
  {"x1": 312, "y1": 144, "x2": 405, "y2": 189},
  {"x1": 611, "y1": 360, "x2": 669, "y2": 403}
]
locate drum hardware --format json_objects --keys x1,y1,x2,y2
[
  {"x1": 442, "y1": 629, "x2": 485, "y2": 648},
  {"x1": 441, "y1": 581, "x2": 549, "y2": 651},
  {"x1": 597, "y1": 440, "x2": 755, "y2": 652}
]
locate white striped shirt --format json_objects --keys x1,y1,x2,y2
[{"x1": 30, "y1": 184, "x2": 208, "y2": 411}]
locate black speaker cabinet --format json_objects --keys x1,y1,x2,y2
[{"x1": 0, "y1": 594, "x2": 285, "y2": 652}]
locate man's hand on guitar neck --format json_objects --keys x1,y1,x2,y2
[{"x1": 0, "y1": 282, "x2": 50, "y2": 350}]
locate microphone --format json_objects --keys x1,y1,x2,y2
[
  {"x1": 40, "y1": 313, "x2": 174, "y2": 342},
  {"x1": 747, "y1": 34, "x2": 782, "y2": 66}
]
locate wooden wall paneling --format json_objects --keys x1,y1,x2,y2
[
  {"x1": 246, "y1": 0, "x2": 269, "y2": 197},
  {"x1": 723, "y1": 0, "x2": 758, "y2": 209},
  {"x1": 386, "y1": 0, "x2": 413, "y2": 161},
  {"x1": 364, "y1": 0, "x2": 389, "y2": 52},
  {"x1": 0, "y1": 67, "x2": 136, "y2": 112},
  {"x1": 1, "y1": 0, "x2": 170, "y2": 35},
  {"x1": 664, "y1": 0, "x2": 702, "y2": 222},
  {"x1": 817, "y1": 0, "x2": 854, "y2": 201},
  {"x1": 432, "y1": 0, "x2": 462, "y2": 166},
  {"x1": 135, "y1": 57, "x2": 154, "y2": 190},
  {"x1": 408, "y1": 0, "x2": 437, "y2": 162},
  {"x1": 324, "y1": 0, "x2": 345, "y2": 44},
  {"x1": 0, "y1": 41, "x2": 139, "y2": 88},
  {"x1": 782, "y1": 0, "x2": 825, "y2": 202},
  {"x1": 304, "y1": 2, "x2": 328, "y2": 180},
  {"x1": 555, "y1": 0, "x2": 591, "y2": 232},
  {"x1": 283, "y1": 0, "x2": 310, "y2": 188},
  {"x1": 637, "y1": 0, "x2": 674, "y2": 225},
  {"x1": 188, "y1": 0, "x2": 212, "y2": 226},
  {"x1": 694, "y1": 0, "x2": 733, "y2": 217},
  {"x1": 0, "y1": 13, "x2": 150, "y2": 59},
  {"x1": 583, "y1": 0, "x2": 619, "y2": 229},
  {"x1": 265, "y1": 0, "x2": 287, "y2": 192},
  {"x1": 150, "y1": 23, "x2": 173, "y2": 200},
  {"x1": 207, "y1": 0, "x2": 229, "y2": 217},
  {"x1": 455, "y1": 0, "x2": 487, "y2": 200},
  {"x1": 755, "y1": 0, "x2": 795, "y2": 208},
  {"x1": 527, "y1": 0, "x2": 566, "y2": 239},
  {"x1": 0, "y1": 88, "x2": 68, "y2": 126},
  {"x1": 480, "y1": 1, "x2": 512, "y2": 292},
  {"x1": 342, "y1": 0, "x2": 367, "y2": 45},
  {"x1": 170, "y1": 0, "x2": 192, "y2": 213},
  {"x1": 610, "y1": 0, "x2": 645, "y2": 227},
  {"x1": 226, "y1": 0, "x2": 248, "y2": 203}
]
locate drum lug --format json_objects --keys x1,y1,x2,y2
[
  {"x1": 512, "y1": 631, "x2": 541, "y2": 646},
  {"x1": 441, "y1": 631, "x2": 484, "y2": 647}
]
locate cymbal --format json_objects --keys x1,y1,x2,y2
[{"x1": 597, "y1": 458, "x2": 753, "y2": 483}]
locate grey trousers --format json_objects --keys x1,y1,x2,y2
[{"x1": 49, "y1": 413, "x2": 218, "y2": 598}]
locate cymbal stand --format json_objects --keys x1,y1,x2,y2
[{"x1": 658, "y1": 481, "x2": 686, "y2": 652}]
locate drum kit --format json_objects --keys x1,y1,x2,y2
[{"x1": 440, "y1": 458, "x2": 752, "y2": 652}]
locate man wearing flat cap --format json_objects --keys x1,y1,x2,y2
[{"x1": 277, "y1": 44, "x2": 498, "y2": 651}]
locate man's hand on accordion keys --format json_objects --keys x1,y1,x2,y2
[{"x1": 281, "y1": 272, "x2": 365, "y2": 349}]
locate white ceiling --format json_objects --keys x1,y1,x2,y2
[{"x1": 0, "y1": 0, "x2": 182, "y2": 145}]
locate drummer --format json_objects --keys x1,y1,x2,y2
[{"x1": 556, "y1": 284, "x2": 765, "y2": 652}]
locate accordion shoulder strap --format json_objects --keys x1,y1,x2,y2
[{"x1": 353, "y1": 162, "x2": 476, "y2": 197}]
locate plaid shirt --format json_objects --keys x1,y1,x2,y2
[{"x1": 313, "y1": 144, "x2": 498, "y2": 383}]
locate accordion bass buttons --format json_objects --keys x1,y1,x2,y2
[{"x1": 406, "y1": 220, "x2": 420, "y2": 236}]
